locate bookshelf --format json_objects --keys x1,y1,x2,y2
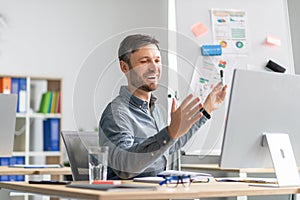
[{"x1": 0, "y1": 75, "x2": 62, "y2": 181}]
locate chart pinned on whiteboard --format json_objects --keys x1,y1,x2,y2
[
  {"x1": 189, "y1": 55, "x2": 240, "y2": 101},
  {"x1": 211, "y1": 9, "x2": 248, "y2": 55}
]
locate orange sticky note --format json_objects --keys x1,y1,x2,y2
[
  {"x1": 265, "y1": 35, "x2": 281, "y2": 46},
  {"x1": 191, "y1": 22, "x2": 208, "y2": 38}
]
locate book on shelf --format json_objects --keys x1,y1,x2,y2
[
  {"x1": 39, "y1": 91, "x2": 52, "y2": 114},
  {"x1": 50, "y1": 91, "x2": 60, "y2": 113},
  {"x1": 50, "y1": 91, "x2": 57, "y2": 113},
  {"x1": 57, "y1": 92, "x2": 61, "y2": 113},
  {"x1": 43, "y1": 118, "x2": 60, "y2": 151},
  {"x1": 0, "y1": 77, "x2": 11, "y2": 94},
  {"x1": 39, "y1": 91, "x2": 60, "y2": 114}
]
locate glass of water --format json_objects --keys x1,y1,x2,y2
[{"x1": 88, "y1": 146, "x2": 108, "y2": 184}]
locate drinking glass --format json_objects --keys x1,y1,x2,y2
[{"x1": 88, "y1": 146, "x2": 108, "y2": 184}]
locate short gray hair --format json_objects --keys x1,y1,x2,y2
[{"x1": 118, "y1": 34, "x2": 160, "y2": 64}]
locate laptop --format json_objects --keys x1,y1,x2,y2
[
  {"x1": 0, "y1": 94, "x2": 17, "y2": 157},
  {"x1": 61, "y1": 131, "x2": 99, "y2": 181}
]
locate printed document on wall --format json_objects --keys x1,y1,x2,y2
[{"x1": 211, "y1": 9, "x2": 248, "y2": 55}]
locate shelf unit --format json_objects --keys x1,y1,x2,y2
[{"x1": 0, "y1": 75, "x2": 63, "y2": 176}]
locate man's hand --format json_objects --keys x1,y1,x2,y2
[
  {"x1": 167, "y1": 94, "x2": 203, "y2": 139},
  {"x1": 167, "y1": 82, "x2": 228, "y2": 140},
  {"x1": 203, "y1": 82, "x2": 228, "y2": 114}
]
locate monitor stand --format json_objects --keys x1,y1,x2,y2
[{"x1": 262, "y1": 133, "x2": 300, "y2": 187}]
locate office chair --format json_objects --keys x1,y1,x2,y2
[{"x1": 61, "y1": 131, "x2": 99, "y2": 181}]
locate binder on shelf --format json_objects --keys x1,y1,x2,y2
[
  {"x1": 11, "y1": 77, "x2": 19, "y2": 112},
  {"x1": 43, "y1": 118, "x2": 60, "y2": 151},
  {"x1": 10, "y1": 77, "x2": 27, "y2": 113},
  {"x1": 11, "y1": 78, "x2": 19, "y2": 94},
  {"x1": 11, "y1": 78, "x2": 20, "y2": 112},
  {"x1": 0, "y1": 77, "x2": 11, "y2": 94},
  {"x1": 0, "y1": 157, "x2": 10, "y2": 181},
  {"x1": 0, "y1": 157, "x2": 24, "y2": 181},
  {"x1": 9, "y1": 156, "x2": 25, "y2": 181},
  {"x1": 18, "y1": 78, "x2": 27, "y2": 113}
]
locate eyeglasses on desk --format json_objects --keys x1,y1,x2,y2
[{"x1": 159, "y1": 175, "x2": 210, "y2": 188}]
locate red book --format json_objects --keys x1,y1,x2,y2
[
  {"x1": 57, "y1": 92, "x2": 61, "y2": 113},
  {"x1": 92, "y1": 180, "x2": 122, "y2": 185}
]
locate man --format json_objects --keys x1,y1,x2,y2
[{"x1": 99, "y1": 34, "x2": 227, "y2": 180}]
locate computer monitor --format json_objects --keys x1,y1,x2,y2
[
  {"x1": 0, "y1": 94, "x2": 17, "y2": 157},
  {"x1": 220, "y1": 69, "x2": 300, "y2": 169}
]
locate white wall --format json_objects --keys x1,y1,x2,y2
[{"x1": 0, "y1": 0, "x2": 168, "y2": 131}]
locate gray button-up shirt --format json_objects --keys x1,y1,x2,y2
[{"x1": 99, "y1": 86, "x2": 208, "y2": 179}]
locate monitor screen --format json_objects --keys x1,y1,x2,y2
[
  {"x1": 220, "y1": 69, "x2": 300, "y2": 168},
  {"x1": 0, "y1": 94, "x2": 17, "y2": 157}
]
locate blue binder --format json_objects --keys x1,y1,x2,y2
[{"x1": 43, "y1": 118, "x2": 60, "y2": 151}]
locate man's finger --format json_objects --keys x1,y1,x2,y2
[
  {"x1": 180, "y1": 94, "x2": 194, "y2": 109},
  {"x1": 184, "y1": 97, "x2": 200, "y2": 113},
  {"x1": 171, "y1": 98, "x2": 176, "y2": 112}
]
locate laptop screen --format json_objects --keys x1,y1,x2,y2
[{"x1": 0, "y1": 94, "x2": 17, "y2": 157}]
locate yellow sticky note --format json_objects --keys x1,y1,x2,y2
[{"x1": 191, "y1": 22, "x2": 208, "y2": 38}]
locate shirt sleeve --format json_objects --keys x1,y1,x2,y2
[
  {"x1": 99, "y1": 108, "x2": 176, "y2": 179},
  {"x1": 168, "y1": 115, "x2": 208, "y2": 154}
]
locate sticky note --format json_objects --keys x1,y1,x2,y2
[
  {"x1": 191, "y1": 22, "x2": 209, "y2": 38},
  {"x1": 265, "y1": 35, "x2": 281, "y2": 46},
  {"x1": 201, "y1": 45, "x2": 222, "y2": 56}
]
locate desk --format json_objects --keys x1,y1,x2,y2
[
  {"x1": 0, "y1": 181, "x2": 300, "y2": 200},
  {"x1": 181, "y1": 164, "x2": 279, "y2": 177},
  {"x1": 181, "y1": 164, "x2": 300, "y2": 200},
  {"x1": 0, "y1": 166, "x2": 71, "y2": 176}
]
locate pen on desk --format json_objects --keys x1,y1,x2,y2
[{"x1": 220, "y1": 69, "x2": 225, "y2": 86}]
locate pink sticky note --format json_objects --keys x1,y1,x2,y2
[
  {"x1": 191, "y1": 22, "x2": 208, "y2": 38},
  {"x1": 266, "y1": 35, "x2": 281, "y2": 46}
]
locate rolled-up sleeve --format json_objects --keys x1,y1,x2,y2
[{"x1": 99, "y1": 108, "x2": 176, "y2": 179}]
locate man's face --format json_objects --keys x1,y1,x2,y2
[{"x1": 126, "y1": 44, "x2": 161, "y2": 92}]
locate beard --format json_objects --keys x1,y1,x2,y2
[
  {"x1": 128, "y1": 65, "x2": 159, "y2": 92},
  {"x1": 138, "y1": 83, "x2": 158, "y2": 92}
]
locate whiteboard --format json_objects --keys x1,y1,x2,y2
[{"x1": 174, "y1": 0, "x2": 294, "y2": 155}]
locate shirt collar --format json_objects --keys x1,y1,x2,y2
[{"x1": 119, "y1": 85, "x2": 157, "y2": 111}]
